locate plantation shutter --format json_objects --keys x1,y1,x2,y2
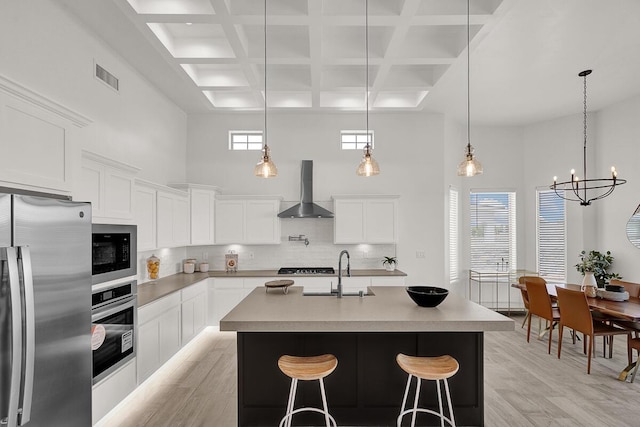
[
  {"x1": 536, "y1": 190, "x2": 566, "y2": 281},
  {"x1": 449, "y1": 188, "x2": 459, "y2": 282},
  {"x1": 469, "y1": 191, "x2": 516, "y2": 271}
]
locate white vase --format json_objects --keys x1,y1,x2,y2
[
  {"x1": 582, "y1": 271, "x2": 597, "y2": 289},
  {"x1": 385, "y1": 264, "x2": 395, "y2": 272}
]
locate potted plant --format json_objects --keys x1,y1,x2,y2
[
  {"x1": 575, "y1": 250, "x2": 621, "y2": 288},
  {"x1": 382, "y1": 256, "x2": 398, "y2": 272}
]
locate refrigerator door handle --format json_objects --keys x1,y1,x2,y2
[
  {"x1": 2, "y1": 247, "x2": 22, "y2": 427},
  {"x1": 17, "y1": 247, "x2": 34, "y2": 426}
]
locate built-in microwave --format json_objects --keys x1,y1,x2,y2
[{"x1": 92, "y1": 224, "x2": 137, "y2": 285}]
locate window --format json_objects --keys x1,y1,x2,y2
[
  {"x1": 229, "y1": 131, "x2": 263, "y2": 150},
  {"x1": 449, "y1": 188, "x2": 459, "y2": 282},
  {"x1": 469, "y1": 191, "x2": 516, "y2": 271},
  {"x1": 341, "y1": 130, "x2": 374, "y2": 150},
  {"x1": 536, "y1": 190, "x2": 566, "y2": 281}
]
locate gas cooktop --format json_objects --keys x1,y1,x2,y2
[{"x1": 277, "y1": 267, "x2": 335, "y2": 275}]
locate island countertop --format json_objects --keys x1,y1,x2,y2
[{"x1": 220, "y1": 286, "x2": 514, "y2": 333}]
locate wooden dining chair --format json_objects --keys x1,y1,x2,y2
[
  {"x1": 628, "y1": 336, "x2": 640, "y2": 383},
  {"x1": 525, "y1": 280, "x2": 559, "y2": 354},
  {"x1": 609, "y1": 279, "x2": 640, "y2": 361},
  {"x1": 518, "y1": 276, "x2": 547, "y2": 329},
  {"x1": 556, "y1": 287, "x2": 631, "y2": 374}
]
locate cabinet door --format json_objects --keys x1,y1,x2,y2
[
  {"x1": 137, "y1": 319, "x2": 160, "y2": 383},
  {"x1": 78, "y1": 159, "x2": 103, "y2": 216},
  {"x1": 190, "y1": 189, "x2": 215, "y2": 245},
  {"x1": 173, "y1": 195, "x2": 190, "y2": 246},
  {"x1": 156, "y1": 192, "x2": 174, "y2": 248},
  {"x1": 104, "y1": 167, "x2": 134, "y2": 219},
  {"x1": 134, "y1": 185, "x2": 156, "y2": 251},
  {"x1": 245, "y1": 200, "x2": 280, "y2": 244},
  {"x1": 181, "y1": 298, "x2": 196, "y2": 345},
  {"x1": 158, "y1": 305, "x2": 181, "y2": 363},
  {"x1": 334, "y1": 200, "x2": 365, "y2": 244},
  {"x1": 366, "y1": 199, "x2": 397, "y2": 243},
  {"x1": 215, "y1": 200, "x2": 245, "y2": 244}
]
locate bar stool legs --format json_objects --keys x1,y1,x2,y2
[
  {"x1": 396, "y1": 354, "x2": 459, "y2": 427},
  {"x1": 277, "y1": 354, "x2": 338, "y2": 427}
]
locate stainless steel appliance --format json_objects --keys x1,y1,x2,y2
[
  {"x1": 92, "y1": 224, "x2": 137, "y2": 284},
  {"x1": 277, "y1": 160, "x2": 334, "y2": 218},
  {"x1": 91, "y1": 280, "x2": 137, "y2": 384},
  {"x1": 0, "y1": 193, "x2": 92, "y2": 427},
  {"x1": 278, "y1": 267, "x2": 335, "y2": 275}
]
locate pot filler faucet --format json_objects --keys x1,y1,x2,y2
[{"x1": 334, "y1": 250, "x2": 351, "y2": 298}]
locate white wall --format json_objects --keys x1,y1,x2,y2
[
  {"x1": 0, "y1": 0, "x2": 187, "y2": 185},
  {"x1": 187, "y1": 112, "x2": 446, "y2": 284}
]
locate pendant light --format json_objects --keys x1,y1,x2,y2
[
  {"x1": 457, "y1": 0, "x2": 483, "y2": 177},
  {"x1": 550, "y1": 70, "x2": 626, "y2": 205},
  {"x1": 254, "y1": 0, "x2": 277, "y2": 178},
  {"x1": 356, "y1": 0, "x2": 380, "y2": 177}
]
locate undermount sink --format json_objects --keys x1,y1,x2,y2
[{"x1": 303, "y1": 289, "x2": 375, "y2": 297}]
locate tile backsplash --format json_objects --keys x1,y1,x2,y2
[
  {"x1": 186, "y1": 219, "x2": 396, "y2": 271},
  {"x1": 137, "y1": 247, "x2": 187, "y2": 283}
]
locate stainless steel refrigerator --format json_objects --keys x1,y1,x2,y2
[{"x1": 0, "y1": 193, "x2": 92, "y2": 427}]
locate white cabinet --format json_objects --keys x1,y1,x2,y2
[
  {"x1": 92, "y1": 359, "x2": 136, "y2": 425},
  {"x1": 0, "y1": 76, "x2": 90, "y2": 194},
  {"x1": 77, "y1": 151, "x2": 139, "y2": 223},
  {"x1": 137, "y1": 293, "x2": 181, "y2": 384},
  {"x1": 215, "y1": 196, "x2": 282, "y2": 244},
  {"x1": 181, "y1": 280, "x2": 207, "y2": 346},
  {"x1": 208, "y1": 277, "x2": 265, "y2": 326},
  {"x1": 156, "y1": 188, "x2": 190, "y2": 248},
  {"x1": 133, "y1": 181, "x2": 157, "y2": 251},
  {"x1": 170, "y1": 184, "x2": 219, "y2": 245},
  {"x1": 333, "y1": 195, "x2": 399, "y2": 244}
]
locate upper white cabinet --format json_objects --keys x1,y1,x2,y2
[
  {"x1": 333, "y1": 195, "x2": 399, "y2": 244},
  {"x1": 215, "y1": 196, "x2": 282, "y2": 244},
  {"x1": 0, "y1": 76, "x2": 91, "y2": 194},
  {"x1": 134, "y1": 180, "x2": 157, "y2": 251},
  {"x1": 169, "y1": 183, "x2": 219, "y2": 246},
  {"x1": 157, "y1": 188, "x2": 189, "y2": 248},
  {"x1": 77, "y1": 151, "x2": 139, "y2": 223}
]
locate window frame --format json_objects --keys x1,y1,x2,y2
[
  {"x1": 228, "y1": 130, "x2": 263, "y2": 151},
  {"x1": 340, "y1": 130, "x2": 374, "y2": 150}
]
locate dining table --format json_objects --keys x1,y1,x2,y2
[{"x1": 511, "y1": 282, "x2": 640, "y2": 381}]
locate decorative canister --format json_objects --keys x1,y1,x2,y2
[
  {"x1": 225, "y1": 251, "x2": 238, "y2": 272},
  {"x1": 184, "y1": 262, "x2": 195, "y2": 274},
  {"x1": 146, "y1": 254, "x2": 160, "y2": 280},
  {"x1": 199, "y1": 262, "x2": 209, "y2": 272}
]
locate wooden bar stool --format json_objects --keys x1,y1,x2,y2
[
  {"x1": 396, "y1": 353, "x2": 459, "y2": 427},
  {"x1": 277, "y1": 354, "x2": 338, "y2": 427}
]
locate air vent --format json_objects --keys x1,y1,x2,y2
[{"x1": 95, "y1": 63, "x2": 119, "y2": 91}]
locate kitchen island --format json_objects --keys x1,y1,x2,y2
[{"x1": 220, "y1": 286, "x2": 513, "y2": 426}]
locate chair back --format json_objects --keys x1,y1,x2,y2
[
  {"x1": 525, "y1": 281, "x2": 554, "y2": 320},
  {"x1": 609, "y1": 279, "x2": 640, "y2": 298},
  {"x1": 518, "y1": 276, "x2": 546, "y2": 310},
  {"x1": 555, "y1": 286, "x2": 593, "y2": 335}
]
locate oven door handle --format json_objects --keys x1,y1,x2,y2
[{"x1": 91, "y1": 297, "x2": 136, "y2": 322}]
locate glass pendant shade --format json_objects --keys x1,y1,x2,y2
[
  {"x1": 457, "y1": 144, "x2": 483, "y2": 177},
  {"x1": 356, "y1": 147, "x2": 380, "y2": 177},
  {"x1": 254, "y1": 145, "x2": 277, "y2": 178}
]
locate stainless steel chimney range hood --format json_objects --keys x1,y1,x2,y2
[{"x1": 278, "y1": 160, "x2": 334, "y2": 218}]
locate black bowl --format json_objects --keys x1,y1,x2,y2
[
  {"x1": 605, "y1": 285, "x2": 625, "y2": 293},
  {"x1": 406, "y1": 286, "x2": 449, "y2": 307}
]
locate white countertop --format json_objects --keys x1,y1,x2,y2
[{"x1": 220, "y1": 286, "x2": 515, "y2": 333}]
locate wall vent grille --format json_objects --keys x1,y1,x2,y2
[{"x1": 95, "y1": 63, "x2": 119, "y2": 91}]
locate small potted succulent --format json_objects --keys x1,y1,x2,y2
[{"x1": 382, "y1": 256, "x2": 398, "y2": 272}]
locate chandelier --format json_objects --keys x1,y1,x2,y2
[{"x1": 551, "y1": 70, "x2": 626, "y2": 205}]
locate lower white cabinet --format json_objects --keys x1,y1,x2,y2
[
  {"x1": 137, "y1": 292, "x2": 182, "y2": 384},
  {"x1": 181, "y1": 281, "x2": 207, "y2": 346},
  {"x1": 208, "y1": 277, "x2": 266, "y2": 326},
  {"x1": 92, "y1": 359, "x2": 137, "y2": 425}
]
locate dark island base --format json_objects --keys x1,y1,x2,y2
[{"x1": 237, "y1": 331, "x2": 484, "y2": 426}]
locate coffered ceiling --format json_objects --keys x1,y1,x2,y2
[{"x1": 58, "y1": 0, "x2": 640, "y2": 125}]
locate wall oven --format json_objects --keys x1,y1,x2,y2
[
  {"x1": 91, "y1": 280, "x2": 137, "y2": 384},
  {"x1": 92, "y1": 224, "x2": 137, "y2": 285}
]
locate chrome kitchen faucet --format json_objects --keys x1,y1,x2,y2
[{"x1": 335, "y1": 250, "x2": 351, "y2": 298}]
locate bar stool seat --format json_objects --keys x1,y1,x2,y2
[
  {"x1": 396, "y1": 354, "x2": 459, "y2": 427},
  {"x1": 278, "y1": 354, "x2": 338, "y2": 427}
]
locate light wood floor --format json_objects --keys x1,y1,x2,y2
[{"x1": 96, "y1": 316, "x2": 640, "y2": 427}]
